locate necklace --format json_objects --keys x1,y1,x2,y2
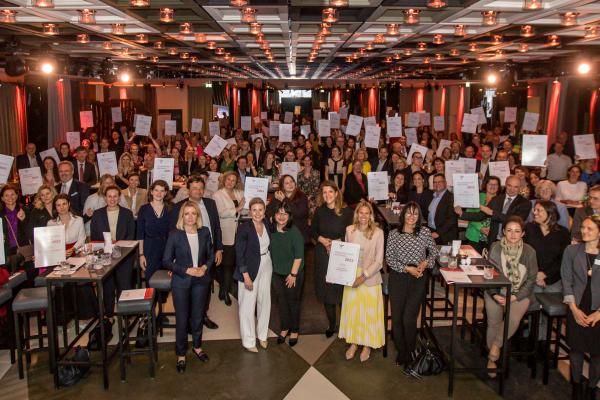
[{"x1": 151, "y1": 202, "x2": 164, "y2": 218}]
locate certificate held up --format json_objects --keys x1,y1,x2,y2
[{"x1": 326, "y1": 241, "x2": 360, "y2": 286}]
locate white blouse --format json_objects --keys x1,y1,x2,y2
[
  {"x1": 47, "y1": 214, "x2": 86, "y2": 250},
  {"x1": 556, "y1": 180, "x2": 588, "y2": 202},
  {"x1": 187, "y1": 233, "x2": 199, "y2": 268}
]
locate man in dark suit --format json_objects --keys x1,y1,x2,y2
[
  {"x1": 427, "y1": 173, "x2": 458, "y2": 245},
  {"x1": 90, "y1": 185, "x2": 136, "y2": 316},
  {"x1": 370, "y1": 146, "x2": 391, "y2": 175},
  {"x1": 138, "y1": 154, "x2": 155, "y2": 190},
  {"x1": 72, "y1": 146, "x2": 98, "y2": 186},
  {"x1": 170, "y1": 176, "x2": 224, "y2": 326},
  {"x1": 457, "y1": 175, "x2": 532, "y2": 243},
  {"x1": 16, "y1": 143, "x2": 42, "y2": 170},
  {"x1": 56, "y1": 161, "x2": 89, "y2": 217},
  {"x1": 475, "y1": 144, "x2": 493, "y2": 182}
]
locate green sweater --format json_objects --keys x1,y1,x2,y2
[
  {"x1": 465, "y1": 192, "x2": 490, "y2": 243},
  {"x1": 270, "y1": 225, "x2": 305, "y2": 275}
]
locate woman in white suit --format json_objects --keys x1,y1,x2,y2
[{"x1": 213, "y1": 171, "x2": 245, "y2": 305}]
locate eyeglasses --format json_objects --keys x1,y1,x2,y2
[{"x1": 276, "y1": 211, "x2": 289, "y2": 216}]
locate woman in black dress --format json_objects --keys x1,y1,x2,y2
[
  {"x1": 343, "y1": 160, "x2": 368, "y2": 208},
  {"x1": 561, "y1": 215, "x2": 600, "y2": 399},
  {"x1": 311, "y1": 181, "x2": 353, "y2": 337},
  {"x1": 267, "y1": 175, "x2": 310, "y2": 241},
  {"x1": 408, "y1": 171, "x2": 433, "y2": 221}
]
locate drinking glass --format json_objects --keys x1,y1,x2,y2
[{"x1": 483, "y1": 265, "x2": 494, "y2": 280}]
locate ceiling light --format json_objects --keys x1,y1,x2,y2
[
  {"x1": 547, "y1": 35, "x2": 560, "y2": 46},
  {"x1": 491, "y1": 34, "x2": 503, "y2": 44},
  {"x1": 322, "y1": 8, "x2": 337, "y2": 23},
  {"x1": 43, "y1": 23, "x2": 58, "y2": 35},
  {"x1": 130, "y1": 0, "x2": 149, "y2": 6},
  {"x1": 76, "y1": 33, "x2": 89, "y2": 44},
  {"x1": 34, "y1": 0, "x2": 53, "y2": 8},
  {"x1": 577, "y1": 62, "x2": 591, "y2": 74},
  {"x1": 423, "y1": 57, "x2": 430, "y2": 64},
  {"x1": 1, "y1": 9, "x2": 16, "y2": 23},
  {"x1": 383, "y1": 57, "x2": 393, "y2": 64},
  {"x1": 427, "y1": 0, "x2": 446, "y2": 9},
  {"x1": 249, "y1": 22, "x2": 262, "y2": 35},
  {"x1": 461, "y1": 58, "x2": 469, "y2": 64},
  {"x1": 393, "y1": 52, "x2": 401, "y2": 60},
  {"x1": 121, "y1": 47, "x2": 129, "y2": 56},
  {"x1": 449, "y1": 48, "x2": 460, "y2": 57},
  {"x1": 78, "y1": 9, "x2": 96, "y2": 24},
  {"x1": 194, "y1": 33, "x2": 206, "y2": 43},
  {"x1": 180, "y1": 52, "x2": 189, "y2": 59},
  {"x1": 433, "y1": 34, "x2": 444, "y2": 44},
  {"x1": 403, "y1": 9, "x2": 420, "y2": 25},
  {"x1": 403, "y1": 48, "x2": 413, "y2": 56},
  {"x1": 230, "y1": 0, "x2": 247, "y2": 6},
  {"x1": 154, "y1": 41, "x2": 164, "y2": 49},
  {"x1": 523, "y1": 0, "x2": 543, "y2": 10},
  {"x1": 584, "y1": 26, "x2": 598, "y2": 39},
  {"x1": 386, "y1": 23, "x2": 399, "y2": 36},
  {"x1": 215, "y1": 47, "x2": 225, "y2": 55},
  {"x1": 241, "y1": 8, "x2": 256, "y2": 23},
  {"x1": 190, "y1": 56, "x2": 198, "y2": 63},
  {"x1": 560, "y1": 12, "x2": 578, "y2": 26},
  {"x1": 255, "y1": 33, "x2": 265, "y2": 42},
  {"x1": 518, "y1": 43, "x2": 529, "y2": 52},
  {"x1": 329, "y1": 0, "x2": 348, "y2": 6},
  {"x1": 112, "y1": 23, "x2": 126, "y2": 35},
  {"x1": 481, "y1": 11, "x2": 498, "y2": 26},
  {"x1": 180, "y1": 22, "x2": 193, "y2": 34},
  {"x1": 417, "y1": 42, "x2": 427, "y2": 51},
  {"x1": 260, "y1": 42, "x2": 270, "y2": 50},
  {"x1": 160, "y1": 8, "x2": 174, "y2": 23},
  {"x1": 103, "y1": 41, "x2": 113, "y2": 50},
  {"x1": 374, "y1": 33, "x2": 385, "y2": 44},
  {"x1": 365, "y1": 42, "x2": 374, "y2": 51},
  {"x1": 119, "y1": 71, "x2": 130, "y2": 83},
  {"x1": 454, "y1": 24, "x2": 466, "y2": 37},
  {"x1": 207, "y1": 41, "x2": 217, "y2": 50},
  {"x1": 495, "y1": 49, "x2": 504, "y2": 57},
  {"x1": 486, "y1": 72, "x2": 497, "y2": 85},
  {"x1": 345, "y1": 56, "x2": 353, "y2": 63},
  {"x1": 520, "y1": 25, "x2": 534, "y2": 37},
  {"x1": 435, "y1": 53, "x2": 443, "y2": 60},
  {"x1": 468, "y1": 42, "x2": 477, "y2": 51},
  {"x1": 167, "y1": 47, "x2": 177, "y2": 55},
  {"x1": 40, "y1": 61, "x2": 54, "y2": 74},
  {"x1": 133, "y1": 33, "x2": 147, "y2": 43}
]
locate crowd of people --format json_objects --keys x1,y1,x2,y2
[{"x1": 4, "y1": 110, "x2": 600, "y2": 398}]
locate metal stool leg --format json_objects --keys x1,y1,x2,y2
[
  {"x1": 147, "y1": 311, "x2": 155, "y2": 378},
  {"x1": 23, "y1": 314, "x2": 31, "y2": 366},
  {"x1": 14, "y1": 312, "x2": 24, "y2": 379},
  {"x1": 553, "y1": 318, "x2": 562, "y2": 368},
  {"x1": 8, "y1": 306, "x2": 15, "y2": 364},
  {"x1": 543, "y1": 315, "x2": 553, "y2": 385},
  {"x1": 118, "y1": 314, "x2": 125, "y2": 381}
]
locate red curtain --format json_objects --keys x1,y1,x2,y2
[
  {"x1": 546, "y1": 80, "x2": 561, "y2": 146},
  {"x1": 15, "y1": 85, "x2": 27, "y2": 151},
  {"x1": 414, "y1": 88, "x2": 424, "y2": 112},
  {"x1": 331, "y1": 89, "x2": 341, "y2": 112},
  {"x1": 590, "y1": 90, "x2": 598, "y2": 134},
  {"x1": 232, "y1": 87, "x2": 240, "y2": 128},
  {"x1": 368, "y1": 88, "x2": 377, "y2": 117},
  {"x1": 251, "y1": 88, "x2": 261, "y2": 126},
  {"x1": 440, "y1": 86, "x2": 446, "y2": 116},
  {"x1": 456, "y1": 86, "x2": 464, "y2": 140}
]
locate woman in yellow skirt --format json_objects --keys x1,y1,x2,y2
[{"x1": 338, "y1": 200, "x2": 385, "y2": 362}]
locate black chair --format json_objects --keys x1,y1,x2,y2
[
  {"x1": 3, "y1": 270, "x2": 27, "y2": 365},
  {"x1": 116, "y1": 288, "x2": 157, "y2": 381},
  {"x1": 504, "y1": 301, "x2": 541, "y2": 379},
  {"x1": 536, "y1": 292, "x2": 568, "y2": 385},
  {"x1": 148, "y1": 270, "x2": 175, "y2": 336}
]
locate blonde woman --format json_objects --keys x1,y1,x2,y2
[
  {"x1": 27, "y1": 184, "x2": 57, "y2": 241},
  {"x1": 213, "y1": 171, "x2": 245, "y2": 305},
  {"x1": 116, "y1": 152, "x2": 135, "y2": 189},
  {"x1": 339, "y1": 201, "x2": 385, "y2": 362},
  {"x1": 347, "y1": 148, "x2": 372, "y2": 175}
]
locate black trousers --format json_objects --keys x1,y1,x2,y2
[
  {"x1": 272, "y1": 270, "x2": 304, "y2": 333},
  {"x1": 389, "y1": 269, "x2": 428, "y2": 362},
  {"x1": 217, "y1": 245, "x2": 236, "y2": 298},
  {"x1": 203, "y1": 261, "x2": 218, "y2": 318},
  {"x1": 172, "y1": 280, "x2": 209, "y2": 356}
]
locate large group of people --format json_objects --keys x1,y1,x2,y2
[{"x1": 4, "y1": 110, "x2": 600, "y2": 398}]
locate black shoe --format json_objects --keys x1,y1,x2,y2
[
  {"x1": 277, "y1": 331, "x2": 289, "y2": 344},
  {"x1": 395, "y1": 354, "x2": 406, "y2": 367},
  {"x1": 194, "y1": 350, "x2": 209, "y2": 362},
  {"x1": 289, "y1": 334, "x2": 299, "y2": 347},
  {"x1": 158, "y1": 315, "x2": 169, "y2": 326},
  {"x1": 224, "y1": 293, "x2": 232, "y2": 306},
  {"x1": 204, "y1": 317, "x2": 218, "y2": 330},
  {"x1": 325, "y1": 328, "x2": 335, "y2": 338},
  {"x1": 176, "y1": 360, "x2": 186, "y2": 373}
]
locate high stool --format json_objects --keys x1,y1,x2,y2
[
  {"x1": 0, "y1": 288, "x2": 15, "y2": 364},
  {"x1": 536, "y1": 292, "x2": 568, "y2": 385},
  {"x1": 12, "y1": 287, "x2": 49, "y2": 379},
  {"x1": 3, "y1": 270, "x2": 27, "y2": 365},
  {"x1": 382, "y1": 272, "x2": 390, "y2": 358},
  {"x1": 116, "y1": 289, "x2": 157, "y2": 381},
  {"x1": 505, "y1": 301, "x2": 541, "y2": 379},
  {"x1": 148, "y1": 270, "x2": 174, "y2": 336}
]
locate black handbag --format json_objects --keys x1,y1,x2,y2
[
  {"x1": 406, "y1": 339, "x2": 445, "y2": 378},
  {"x1": 135, "y1": 317, "x2": 149, "y2": 348},
  {"x1": 57, "y1": 346, "x2": 90, "y2": 387},
  {"x1": 87, "y1": 319, "x2": 114, "y2": 351}
]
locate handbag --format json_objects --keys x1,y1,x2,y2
[
  {"x1": 57, "y1": 346, "x2": 90, "y2": 387},
  {"x1": 4, "y1": 216, "x2": 33, "y2": 263},
  {"x1": 406, "y1": 339, "x2": 446, "y2": 378},
  {"x1": 135, "y1": 317, "x2": 149, "y2": 348}
]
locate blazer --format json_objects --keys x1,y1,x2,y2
[
  {"x1": 571, "y1": 206, "x2": 595, "y2": 242},
  {"x1": 120, "y1": 188, "x2": 148, "y2": 217},
  {"x1": 55, "y1": 180, "x2": 90, "y2": 217},
  {"x1": 343, "y1": 173, "x2": 368, "y2": 206},
  {"x1": 487, "y1": 241, "x2": 538, "y2": 301},
  {"x1": 461, "y1": 193, "x2": 531, "y2": 242},
  {"x1": 234, "y1": 218, "x2": 271, "y2": 282},
  {"x1": 163, "y1": 228, "x2": 214, "y2": 289},
  {"x1": 1, "y1": 205, "x2": 30, "y2": 250},
  {"x1": 213, "y1": 188, "x2": 244, "y2": 246},
  {"x1": 370, "y1": 158, "x2": 391, "y2": 175},
  {"x1": 561, "y1": 243, "x2": 600, "y2": 310},
  {"x1": 90, "y1": 206, "x2": 136, "y2": 242},
  {"x1": 170, "y1": 197, "x2": 223, "y2": 251},
  {"x1": 138, "y1": 169, "x2": 153, "y2": 190},
  {"x1": 430, "y1": 190, "x2": 459, "y2": 245},
  {"x1": 345, "y1": 225, "x2": 384, "y2": 286},
  {"x1": 475, "y1": 159, "x2": 491, "y2": 181},
  {"x1": 16, "y1": 153, "x2": 42, "y2": 170},
  {"x1": 72, "y1": 160, "x2": 98, "y2": 185}
]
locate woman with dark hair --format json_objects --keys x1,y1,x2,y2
[
  {"x1": 343, "y1": 160, "x2": 368, "y2": 208},
  {"x1": 385, "y1": 201, "x2": 438, "y2": 369},
  {"x1": 556, "y1": 165, "x2": 588, "y2": 210},
  {"x1": 407, "y1": 171, "x2": 433, "y2": 221},
  {"x1": 388, "y1": 171, "x2": 409, "y2": 204},
  {"x1": 270, "y1": 202, "x2": 305, "y2": 347},
  {"x1": 41, "y1": 156, "x2": 59, "y2": 187},
  {"x1": 267, "y1": 175, "x2": 309, "y2": 241},
  {"x1": 297, "y1": 155, "x2": 321, "y2": 212},
  {"x1": 137, "y1": 180, "x2": 173, "y2": 284},
  {"x1": 1, "y1": 184, "x2": 31, "y2": 277}
]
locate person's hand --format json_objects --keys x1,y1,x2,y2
[
  {"x1": 431, "y1": 232, "x2": 439, "y2": 239},
  {"x1": 536, "y1": 271, "x2": 547, "y2": 287},
  {"x1": 493, "y1": 294, "x2": 506, "y2": 306},
  {"x1": 417, "y1": 260, "x2": 428, "y2": 273},
  {"x1": 405, "y1": 266, "x2": 422, "y2": 278},
  {"x1": 139, "y1": 255, "x2": 147, "y2": 271},
  {"x1": 274, "y1": 190, "x2": 285, "y2": 202},
  {"x1": 589, "y1": 311, "x2": 600, "y2": 327},
  {"x1": 480, "y1": 227, "x2": 490, "y2": 236},
  {"x1": 286, "y1": 274, "x2": 297, "y2": 288},
  {"x1": 352, "y1": 274, "x2": 366, "y2": 288},
  {"x1": 168, "y1": 271, "x2": 173, "y2": 277},
  {"x1": 86, "y1": 208, "x2": 94, "y2": 217},
  {"x1": 16, "y1": 209, "x2": 25, "y2": 221},
  {"x1": 454, "y1": 206, "x2": 463, "y2": 216},
  {"x1": 66, "y1": 248, "x2": 74, "y2": 258},
  {"x1": 215, "y1": 250, "x2": 223, "y2": 266},
  {"x1": 510, "y1": 295, "x2": 517, "y2": 303},
  {"x1": 244, "y1": 275, "x2": 254, "y2": 291},
  {"x1": 238, "y1": 197, "x2": 246, "y2": 211},
  {"x1": 480, "y1": 205, "x2": 493, "y2": 216},
  {"x1": 388, "y1": 192, "x2": 397, "y2": 200},
  {"x1": 571, "y1": 305, "x2": 590, "y2": 327}
]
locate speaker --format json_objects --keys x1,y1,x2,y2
[{"x1": 5, "y1": 56, "x2": 28, "y2": 77}]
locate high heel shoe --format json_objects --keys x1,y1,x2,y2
[
  {"x1": 193, "y1": 349, "x2": 209, "y2": 362},
  {"x1": 224, "y1": 293, "x2": 232, "y2": 306},
  {"x1": 289, "y1": 333, "x2": 299, "y2": 347},
  {"x1": 245, "y1": 346, "x2": 258, "y2": 353},
  {"x1": 176, "y1": 360, "x2": 186, "y2": 373},
  {"x1": 277, "y1": 331, "x2": 289, "y2": 344},
  {"x1": 259, "y1": 340, "x2": 268, "y2": 349},
  {"x1": 360, "y1": 347, "x2": 371, "y2": 363},
  {"x1": 345, "y1": 344, "x2": 358, "y2": 360},
  {"x1": 325, "y1": 327, "x2": 335, "y2": 338}
]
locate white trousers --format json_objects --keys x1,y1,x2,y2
[{"x1": 238, "y1": 255, "x2": 272, "y2": 349}]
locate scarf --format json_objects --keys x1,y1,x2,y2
[{"x1": 500, "y1": 237, "x2": 523, "y2": 294}]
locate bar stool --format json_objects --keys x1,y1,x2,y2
[
  {"x1": 0, "y1": 288, "x2": 15, "y2": 364},
  {"x1": 505, "y1": 301, "x2": 541, "y2": 379},
  {"x1": 536, "y1": 292, "x2": 568, "y2": 385},
  {"x1": 12, "y1": 286, "x2": 49, "y2": 379},
  {"x1": 3, "y1": 271, "x2": 27, "y2": 365},
  {"x1": 148, "y1": 270, "x2": 174, "y2": 336},
  {"x1": 382, "y1": 272, "x2": 390, "y2": 358},
  {"x1": 116, "y1": 289, "x2": 157, "y2": 381}
]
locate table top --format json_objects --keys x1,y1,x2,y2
[
  {"x1": 436, "y1": 245, "x2": 511, "y2": 288},
  {"x1": 45, "y1": 245, "x2": 137, "y2": 284},
  {"x1": 376, "y1": 205, "x2": 401, "y2": 226}
]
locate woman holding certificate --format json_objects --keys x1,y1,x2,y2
[
  {"x1": 1, "y1": 184, "x2": 31, "y2": 277},
  {"x1": 267, "y1": 175, "x2": 309, "y2": 241},
  {"x1": 312, "y1": 181, "x2": 354, "y2": 337},
  {"x1": 385, "y1": 201, "x2": 438, "y2": 369},
  {"x1": 48, "y1": 193, "x2": 86, "y2": 255},
  {"x1": 338, "y1": 201, "x2": 385, "y2": 362}
]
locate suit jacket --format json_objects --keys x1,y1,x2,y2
[
  {"x1": 234, "y1": 218, "x2": 271, "y2": 282},
  {"x1": 120, "y1": 188, "x2": 148, "y2": 217},
  {"x1": 16, "y1": 153, "x2": 42, "y2": 170},
  {"x1": 72, "y1": 160, "x2": 98, "y2": 185},
  {"x1": 163, "y1": 228, "x2": 214, "y2": 288},
  {"x1": 138, "y1": 169, "x2": 153, "y2": 189},
  {"x1": 461, "y1": 193, "x2": 532, "y2": 242},
  {"x1": 431, "y1": 190, "x2": 458, "y2": 245},
  {"x1": 178, "y1": 159, "x2": 198, "y2": 177},
  {"x1": 561, "y1": 243, "x2": 600, "y2": 309},
  {"x1": 90, "y1": 206, "x2": 136, "y2": 242},
  {"x1": 476, "y1": 159, "x2": 491, "y2": 181},
  {"x1": 370, "y1": 158, "x2": 391, "y2": 175},
  {"x1": 170, "y1": 197, "x2": 223, "y2": 251},
  {"x1": 55, "y1": 180, "x2": 90, "y2": 217}
]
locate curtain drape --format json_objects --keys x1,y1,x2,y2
[
  {"x1": 440, "y1": 86, "x2": 446, "y2": 116},
  {"x1": 331, "y1": 89, "x2": 341, "y2": 112},
  {"x1": 545, "y1": 80, "x2": 561, "y2": 146},
  {"x1": 456, "y1": 86, "x2": 465, "y2": 140},
  {"x1": 414, "y1": 88, "x2": 424, "y2": 112},
  {"x1": 47, "y1": 77, "x2": 74, "y2": 147},
  {"x1": 188, "y1": 86, "x2": 213, "y2": 140},
  {"x1": 232, "y1": 87, "x2": 240, "y2": 129},
  {"x1": 590, "y1": 90, "x2": 598, "y2": 134},
  {"x1": 251, "y1": 88, "x2": 261, "y2": 126},
  {"x1": 0, "y1": 83, "x2": 27, "y2": 160},
  {"x1": 367, "y1": 87, "x2": 378, "y2": 118},
  {"x1": 142, "y1": 84, "x2": 157, "y2": 137}
]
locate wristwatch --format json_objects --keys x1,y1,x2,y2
[{"x1": 290, "y1": 273, "x2": 297, "y2": 277}]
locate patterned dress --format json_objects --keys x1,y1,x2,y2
[{"x1": 297, "y1": 168, "x2": 321, "y2": 215}]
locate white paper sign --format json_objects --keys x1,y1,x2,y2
[
  {"x1": 280, "y1": 162, "x2": 299, "y2": 182},
  {"x1": 300, "y1": 125, "x2": 310, "y2": 138},
  {"x1": 326, "y1": 240, "x2": 360, "y2": 286},
  {"x1": 445, "y1": 160, "x2": 465, "y2": 187},
  {"x1": 274, "y1": 113, "x2": 280, "y2": 121},
  {"x1": 313, "y1": 109, "x2": 321, "y2": 120},
  {"x1": 407, "y1": 144, "x2": 429, "y2": 165},
  {"x1": 0, "y1": 154, "x2": 14, "y2": 184},
  {"x1": 206, "y1": 171, "x2": 220, "y2": 194},
  {"x1": 135, "y1": 115, "x2": 152, "y2": 136},
  {"x1": 204, "y1": 135, "x2": 228, "y2": 158},
  {"x1": 279, "y1": 124, "x2": 293, "y2": 142},
  {"x1": 387, "y1": 117, "x2": 402, "y2": 138},
  {"x1": 284, "y1": 111, "x2": 293, "y2": 123},
  {"x1": 460, "y1": 157, "x2": 477, "y2": 174},
  {"x1": 328, "y1": 112, "x2": 340, "y2": 129},
  {"x1": 164, "y1": 120, "x2": 177, "y2": 136},
  {"x1": 79, "y1": 111, "x2": 94, "y2": 130},
  {"x1": 437, "y1": 139, "x2": 452, "y2": 157},
  {"x1": 34, "y1": 225, "x2": 66, "y2": 268},
  {"x1": 489, "y1": 161, "x2": 510, "y2": 186},
  {"x1": 346, "y1": 115, "x2": 363, "y2": 137},
  {"x1": 471, "y1": 107, "x2": 486, "y2": 125},
  {"x1": 521, "y1": 134, "x2": 548, "y2": 167},
  {"x1": 260, "y1": 111, "x2": 267, "y2": 120},
  {"x1": 18, "y1": 167, "x2": 43, "y2": 195},
  {"x1": 40, "y1": 148, "x2": 60, "y2": 165},
  {"x1": 103, "y1": 232, "x2": 113, "y2": 254},
  {"x1": 453, "y1": 173, "x2": 480, "y2": 208},
  {"x1": 243, "y1": 177, "x2": 269, "y2": 208},
  {"x1": 504, "y1": 107, "x2": 517, "y2": 123},
  {"x1": 270, "y1": 121, "x2": 280, "y2": 136},
  {"x1": 250, "y1": 133, "x2": 263, "y2": 143},
  {"x1": 364, "y1": 116, "x2": 377, "y2": 127},
  {"x1": 573, "y1": 134, "x2": 597, "y2": 160},
  {"x1": 153, "y1": 157, "x2": 175, "y2": 189},
  {"x1": 111, "y1": 107, "x2": 122, "y2": 123},
  {"x1": 318, "y1": 119, "x2": 331, "y2": 137},
  {"x1": 420, "y1": 112, "x2": 431, "y2": 126},
  {"x1": 209, "y1": 121, "x2": 220, "y2": 137},
  {"x1": 364, "y1": 125, "x2": 381, "y2": 148},
  {"x1": 254, "y1": 116, "x2": 261, "y2": 124},
  {"x1": 66, "y1": 131, "x2": 80, "y2": 150},
  {"x1": 407, "y1": 112, "x2": 420, "y2": 128},
  {"x1": 433, "y1": 116, "x2": 445, "y2": 132},
  {"x1": 241, "y1": 116, "x2": 252, "y2": 131},
  {"x1": 405, "y1": 128, "x2": 418, "y2": 146},
  {"x1": 367, "y1": 172, "x2": 389, "y2": 201},
  {"x1": 97, "y1": 151, "x2": 118, "y2": 177},
  {"x1": 191, "y1": 118, "x2": 203, "y2": 133},
  {"x1": 522, "y1": 112, "x2": 540, "y2": 132},
  {"x1": 461, "y1": 113, "x2": 478, "y2": 134},
  {"x1": 339, "y1": 106, "x2": 349, "y2": 120}
]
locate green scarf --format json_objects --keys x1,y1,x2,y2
[{"x1": 500, "y1": 237, "x2": 523, "y2": 294}]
